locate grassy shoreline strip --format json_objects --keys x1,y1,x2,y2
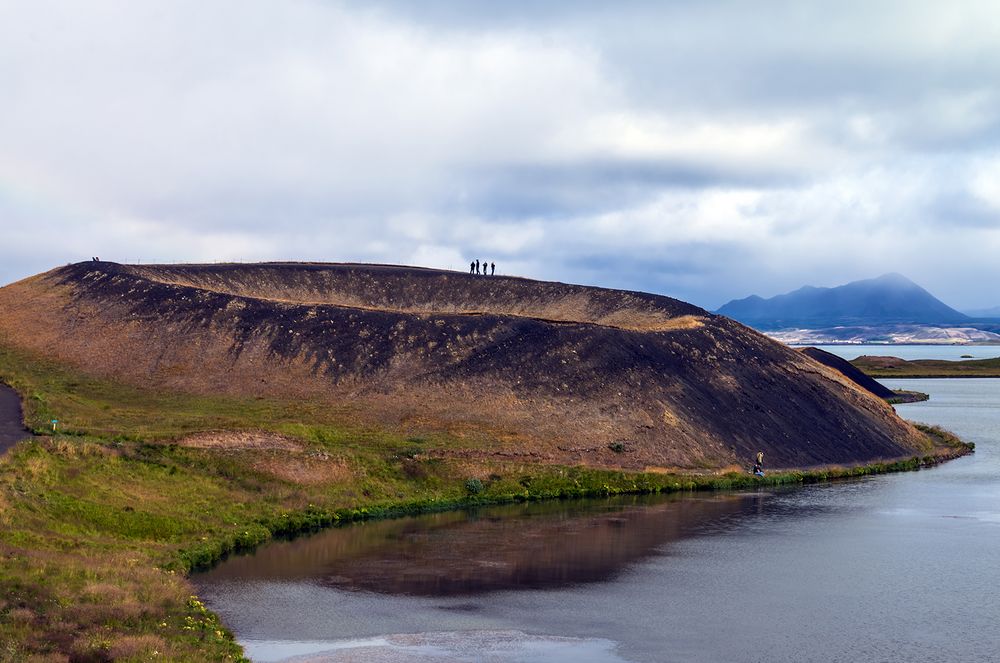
[
  {"x1": 176, "y1": 433, "x2": 972, "y2": 574},
  {"x1": 0, "y1": 426, "x2": 973, "y2": 662}
]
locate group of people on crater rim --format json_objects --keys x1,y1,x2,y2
[{"x1": 470, "y1": 259, "x2": 495, "y2": 276}]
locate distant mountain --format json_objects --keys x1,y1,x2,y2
[
  {"x1": 964, "y1": 305, "x2": 1000, "y2": 319},
  {"x1": 716, "y1": 273, "x2": 969, "y2": 330}
]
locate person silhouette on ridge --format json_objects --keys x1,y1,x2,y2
[
  {"x1": 481, "y1": 259, "x2": 487, "y2": 275},
  {"x1": 491, "y1": 262, "x2": 495, "y2": 276},
  {"x1": 475, "y1": 259, "x2": 480, "y2": 274},
  {"x1": 470, "y1": 261, "x2": 475, "y2": 274}
]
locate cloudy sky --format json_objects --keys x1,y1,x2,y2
[{"x1": 2, "y1": 1, "x2": 999, "y2": 310}]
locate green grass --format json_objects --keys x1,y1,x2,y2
[
  {"x1": 0, "y1": 340, "x2": 974, "y2": 661},
  {"x1": 0, "y1": 342, "x2": 403, "y2": 443}
]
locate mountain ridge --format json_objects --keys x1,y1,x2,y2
[{"x1": 716, "y1": 273, "x2": 968, "y2": 330}]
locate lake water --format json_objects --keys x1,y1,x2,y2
[
  {"x1": 197, "y1": 379, "x2": 1000, "y2": 662},
  {"x1": 801, "y1": 343, "x2": 1000, "y2": 362}
]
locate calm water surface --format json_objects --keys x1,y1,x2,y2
[{"x1": 197, "y1": 379, "x2": 1000, "y2": 662}]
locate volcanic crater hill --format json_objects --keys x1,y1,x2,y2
[{"x1": 0, "y1": 261, "x2": 932, "y2": 470}]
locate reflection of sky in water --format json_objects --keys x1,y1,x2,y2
[
  {"x1": 198, "y1": 379, "x2": 1000, "y2": 663},
  {"x1": 246, "y1": 631, "x2": 628, "y2": 663}
]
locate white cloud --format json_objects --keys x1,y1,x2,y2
[
  {"x1": 2, "y1": 0, "x2": 1000, "y2": 310},
  {"x1": 970, "y1": 158, "x2": 1000, "y2": 210}
]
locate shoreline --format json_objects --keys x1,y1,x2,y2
[
  {"x1": 0, "y1": 420, "x2": 973, "y2": 660},
  {"x1": 872, "y1": 374, "x2": 1000, "y2": 379},
  {"x1": 180, "y1": 433, "x2": 972, "y2": 659},
  {"x1": 176, "y1": 428, "x2": 973, "y2": 573}
]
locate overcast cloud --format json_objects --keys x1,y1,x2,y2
[{"x1": 2, "y1": 0, "x2": 999, "y2": 309}]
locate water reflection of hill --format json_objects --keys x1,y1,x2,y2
[{"x1": 199, "y1": 494, "x2": 764, "y2": 596}]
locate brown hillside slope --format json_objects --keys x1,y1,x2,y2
[{"x1": 0, "y1": 262, "x2": 930, "y2": 469}]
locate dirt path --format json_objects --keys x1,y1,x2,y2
[{"x1": 0, "y1": 383, "x2": 31, "y2": 455}]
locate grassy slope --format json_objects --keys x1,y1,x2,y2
[
  {"x1": 0, "y1": 341, "x2": 972, "y2": 662},
  {"x1": 852, "y1": 355, "x2": 1000, "y2": 378}
]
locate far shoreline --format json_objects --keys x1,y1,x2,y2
[{"x1": 853, "y1": 355, "x2": 1000, "y2": 379}]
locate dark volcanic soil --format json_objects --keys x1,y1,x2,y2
[
  {"x1": 0, "y1": 262, "x2": 933, "y2": 470},
  {"x1": 798, "y1": 347, "x2": 896, "y2": 400}
]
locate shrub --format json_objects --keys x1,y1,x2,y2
[
  {"x1": 464, "y1": 478, "x2": 484, "y2": 494},
  {"x1": 608, "y1": 441, "x2": 626, "y2": 453}
]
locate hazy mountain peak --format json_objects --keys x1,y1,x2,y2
[
  {"x1": 873, "y1": 272, "x2": 912, "y2": 284},
  {"x1": 716, "y1": 274, "x2": 967, "y2": 329}
]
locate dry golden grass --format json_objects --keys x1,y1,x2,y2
[
  {"x1": 108, "y1": 634, "x2": 168, "y2": 660},
  {"x1": 661, "y1": 407, "x2": 682, "y2": 427},
  {"x1": 81, "y1": 582, "x2": 129, "y2": 605},
  {"x1": 597, "y1": 312, "x2": 705, "y2": 332},
  {"x1": 642, "y1": 466, "x2": 679, "y2": 474},
  {"x1": 716, "y1": 464, "x2": 746, "y2": 475},
  {"x1": 251, "y1": 454, "x2": 352, "y2": 485},
  {"x1": 5, "y1": 609, "x2": 33, "y2": 625},
  {"x1": 177, "y1": 430, "x2": 303, "y2": 452},
  {"x1": 24, "y1": 654, "x2": 69, "y2": 663}
]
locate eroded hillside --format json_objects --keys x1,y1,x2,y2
[{"x1": 0, "y1": 262, "x2": 932, "y2": 469}]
